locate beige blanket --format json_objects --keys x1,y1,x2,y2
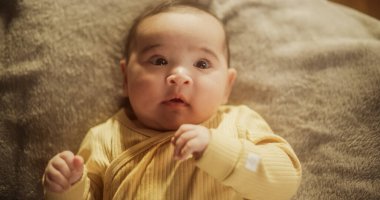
[{"x1": 1, "y1": 0, "x2": 379, "y2": 199}]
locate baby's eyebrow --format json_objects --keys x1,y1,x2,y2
[
  {"x1": 199, "y1": 47, "x2": 219, "y2": 61},
  {"x1": 139, "y1": 44, "x2": 220, "y2": 61},
  {"x1": 140, "y1": 44, "x2": 162, "y2": 54}
]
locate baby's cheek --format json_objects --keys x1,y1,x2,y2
[
  {"x1": 199, "y1": 82, "x2": 225, "y2": 105},
  {"x1": 129, "y1": 73, "x2": 160, "y2": 94}
]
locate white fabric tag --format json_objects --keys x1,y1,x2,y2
[{"x1": 245, "y1": 153, "x2": 261, "y2": 172}]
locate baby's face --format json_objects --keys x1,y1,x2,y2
[{"x1": 122, "y1": 10, "x2": 236, "y2": 131}]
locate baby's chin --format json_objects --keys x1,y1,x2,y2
[{"x1": 136, "y1": 110, "x2": 215, "y2": 132}]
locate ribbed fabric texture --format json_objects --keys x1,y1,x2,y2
[{"x1": 45, "y1": 105, "x2": 301, "y2": 200}]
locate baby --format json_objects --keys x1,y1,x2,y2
[{"x1": 43, "y1": 1, "x2": 301, "y2": 199}]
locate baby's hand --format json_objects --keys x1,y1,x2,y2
[
  {"x1": 171, "y1": 124, "x2": 211, "y2": 160},
  {"x1": 43, "y1": 151, "x2": 84, "y2": 193}
]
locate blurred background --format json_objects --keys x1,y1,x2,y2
[{"x1": 330, "y1": 0, "x2": 380, "y2": 20}]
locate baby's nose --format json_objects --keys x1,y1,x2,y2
[{"x1": 166, "y1": 68, "x2": 193, "y2": 86}]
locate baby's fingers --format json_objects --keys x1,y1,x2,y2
[
  {"x1": 69, "y1": 156, "x2": 84, "y2": 184},
  {"x1": 178, "y1": 140, "x2": 197, "y2": 160},
  {"x1": 44, "y1": 175, "x2": 65, "y2": 193},
  {"x1": 44, "y1": 174, "x2": 65, "y2": 193},
  {"x1": 44, "y1": 165, "x2": 71, "y2": 192},
  {"x1": 73, "y1": 155, "x2": 84, "y2": 171},
  {"x1": 173, "y1": 124, "x2": 194, "y2": 138},
  {"x1": 59, "y1": 151, "x2": 75, "y2": 170},
  {"x1": 51, "y1": 157, "x2": 71, "y2": 179},
  {"x1": 173, "y1": 131, "x2": 197, "y2": 160}
]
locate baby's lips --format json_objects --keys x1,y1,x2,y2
[
  {"x1": 169, "y1": 98, "x2": 184, "y2": 103},
  {"x1": 163, "y1": 93, "x2": 190, "y2": 105}
]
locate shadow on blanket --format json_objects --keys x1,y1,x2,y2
[{"x1": 0, "y1": 0, "x2": 379, "y2": 199}]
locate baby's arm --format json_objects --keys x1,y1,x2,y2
[
  {"x1": 186, "y1": 106, "x2": 301, "y2": 200},
  {"x1": 197, "y1": 131, "x2": 301, "y2": 200},
  {"x1": 43, "y1": 128, "x2": 108, "y2": 200}
]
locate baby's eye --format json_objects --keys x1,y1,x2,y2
[
  {"x1": 194, "y1": 59, "x2": 210, "y2": 69},
  {"x1": 149, "y1": 56, "x2": 168, "y2": 66}
]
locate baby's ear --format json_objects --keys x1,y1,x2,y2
[
  {"x1": 120, "y1": 59, "x2": 128, "y2": 97},
  {"x1": 223, "y1": 68, "x2": 237, "y2": 103},
  {"x1": 120, "y1": 59, "x2": 127, "y2": 74}
]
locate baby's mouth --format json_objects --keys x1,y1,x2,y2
[
  {"x1": 162, "y1": 97, "x2": 190, "y2": 107},
  {"x1": 170, "y1": 98, "x2": 184, "y2": 103}
]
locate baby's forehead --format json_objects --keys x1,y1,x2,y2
[
  {"x1": 138, "y1": 13, "x2": 225, "y2": 45},
  {"x1": 135, "y1": 9, "x2": 226, "y2": 43},
  {"x1": 160, "y1": 5, "x2": 217, "y2": 19},
  {"x1": 139, "y1": 7, "x2": 223, "y2": 29},
  {"x1": 124, "y1": 5, "x2": 229, "y2": 65}
]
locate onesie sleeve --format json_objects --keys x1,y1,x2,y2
[
  {"x1": 196, "y1": 106, "x2": 302, "y2": 200},
  {"x1": 44, "y1": 128, "x2": 109, "y2": 200}
]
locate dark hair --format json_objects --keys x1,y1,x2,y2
[{"x1": 123, "y1": 0, "x2": 230, "y2": 67}]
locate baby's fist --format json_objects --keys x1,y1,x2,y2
[
  {"x1": 171, "y1": 124, "x2": 211, "y2": 160},
  {"x1": 43, "y1": 151, "x2": 84, "y2": 193}
]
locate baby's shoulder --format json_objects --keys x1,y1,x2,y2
[
  {"x1": 219, "y1": 104, "x2": 263, "y2": 121},
  {"x1": 83, "y1": 110, "x2": 128, "y2": 143},
  {"x1": 219, "y1": 105, "x2": 273, "y2": 137}
]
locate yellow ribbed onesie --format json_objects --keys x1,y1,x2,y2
[{"x1": 45, "y1": 105, "x2": 301, "y2": 200}]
